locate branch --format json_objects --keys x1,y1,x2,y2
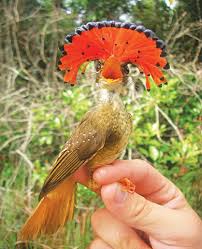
[
  {"x1": 156, "y1": 105, "x2": 183, "y2": 142},
  {"x1": 15, "y1": 149, "x2": 34, "y2": 171}
]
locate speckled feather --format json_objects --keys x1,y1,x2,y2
[
  {"x1": 18, "y1": 88, "x2": 133, "y2": 244},
  {"x1": 39, "y1": 96, "x2": 132, "y2": 198}
]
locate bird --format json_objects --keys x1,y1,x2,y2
[{"x1": 17, "y1": 20, "x2": 169, "y2": 247}]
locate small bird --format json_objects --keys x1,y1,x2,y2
[{"x1": 17, "y1": 20, "x2": 169, "y2": 247}]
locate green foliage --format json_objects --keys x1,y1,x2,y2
[
  {"x1": 131, "y1": 0, "x2": 173, "y2": 39},
  {"x1": 68, "y1": 0, "x2": 132, "y2": 21},
  {"x1": 127, "y1": 75, "x2": 202, "y2": 186},
  {"x1": 177, "y1": 0, "x2": 202, "y2": 22}
]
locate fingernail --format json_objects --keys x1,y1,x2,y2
[
  {"x1": 114, "y1": 184, "x2": 128, "y2": 203},
  {"x1": 93, "y1": 168, "x2": 106, "y2": 181}
]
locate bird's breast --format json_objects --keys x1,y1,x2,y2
[{"x1": 87, "y1": 106, "x2": 132, "y2": 170}]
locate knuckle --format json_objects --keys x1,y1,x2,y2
[
  {"x1": 117, "y1": 233, "x2": 136, "y2": 249},
  {"x1": 132, "y1": 159, "x2": 151, "y2": 175},
  {"x1": 89, "y1": 238, "x2": 112, "y2": 249},
  {"x1": 127, "y1": 195, "x2": 152, "y2": 222}
]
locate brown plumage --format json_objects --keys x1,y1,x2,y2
[{"x1": 17, "y1": 85, "x2": 132, "y2": 247}]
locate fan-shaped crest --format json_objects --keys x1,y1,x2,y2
[{"x1": 59, "y1": 21, "x2": 169, "y2": 90}]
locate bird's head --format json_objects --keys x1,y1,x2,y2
[
  {"x1": 94, "y1": 56, "x2": 130, "y2": 88},
  {"x1": 59, "y1": 21, "x2": 169, "y2": 91}
]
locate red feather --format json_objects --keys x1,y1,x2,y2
[{"x1": 59, "y1": 21, "x2": 169, "y2": 90}]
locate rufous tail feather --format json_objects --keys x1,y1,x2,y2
[{"x1": 17, "y1": 177, "x2": 76, "y2": 247}]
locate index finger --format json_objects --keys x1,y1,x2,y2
[{"x1": 93, "y1": 159, "x2": 184, "y2": 206}]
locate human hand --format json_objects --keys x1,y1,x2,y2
[{"x1": 89, "y1": 160, "x2": 202, "y2": 249}]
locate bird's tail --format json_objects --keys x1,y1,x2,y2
[{"x1": 17, "y1": 177, "x2": 76, "y2": 247}]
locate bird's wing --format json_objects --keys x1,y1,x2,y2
[{"x1": 39, "y1": 111, "x2": 106, "y2": 199}]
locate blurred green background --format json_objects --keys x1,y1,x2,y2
[{"x1": 0, "y1": 0, "x2": 201, "y2": 248}]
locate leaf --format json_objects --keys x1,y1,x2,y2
[{"x1": 149, "y1": 146, "x2": 159, "y2": 161}]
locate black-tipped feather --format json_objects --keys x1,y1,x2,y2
[
  {"x1": 121, "y1": 22, "x2": 132, "y2": 29},
  {"x1": 86, "y1": 22, "x2": 96, "y2": 30},
  {"x1": 163, "y1": 62, "x2": 170, "y2": 70},
  {"x1": 59, "y1": 45, "x2": 65, "y2": 53},
  {"x1": 65, "y1": 34, "x2": 75, "y2": 43},
  {"x1": 114, "y1": 22, "x2": 122, "y2": 28},
  {"x1": 156, "y1": 39, "x2": 166, "y2": 49},
  {"x1": 81, "y1": 24, "x2": 88, "y2": 31},
  {"x1": 75, "y1": 27, "x2": 84, "y2": 35},
  {"x1": 135, "y1": 25, "x2": 146, "y2": 32},
  {"x1": 130, "y1": 24, "x2": 137, "y2": 30},
  {"x1": 144, "y1": 29, "x2": 154, "y2": 38},
  {"x1": 97, "y1": 22, "x2": 105, "y2": 28},
  {"x1": 104, "y1": 21, "x2": 112, "y2": 27},
  {"x1": 109, "y1": 20, "x2": 116, "y2": 27},
  {"x1": 160, "y1": 50, "x2": 167, "y2": 57},
  {"x1": 152, "y1": 36, "x2": 159, "y2": 41}
]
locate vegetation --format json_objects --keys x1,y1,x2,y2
[{"x1": 0, "y1": 0, "x2": 201, "y2": 248}]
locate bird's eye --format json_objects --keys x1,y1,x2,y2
[
  {"x1": 121, "y1": 64, "x2": 130, "y2": 75},
  {"x1": 134, "y1": 80, "x2": 144, "y2": 92},
  {"x1": 94, "y1": 60, "x2": 102, "y2": 72}
]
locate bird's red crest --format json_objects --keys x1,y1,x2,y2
[{"x1": 59, "y1": 21, "x2": 169, "y2": 90}]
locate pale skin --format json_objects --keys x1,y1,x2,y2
[{"x1": 75, "y1": 160, "x2": 202, "y2": 249}]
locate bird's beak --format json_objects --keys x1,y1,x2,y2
[
  {"x1": 101, "y1": 56, "x2": 123, "y2": 84},
  {"x1": 104, "y1": 78, "x2": 122, "y2": 84}
]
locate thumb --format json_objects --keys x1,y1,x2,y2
[{"x1": 101, "y1": 183, "x2": 193, "y2": 241}]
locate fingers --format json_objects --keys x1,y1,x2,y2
[
  {"x1": 100, "y1": 183, "x2": 197, "y2": 242},
  {"x1": 89, "y1": 238, "x2": 113, "y2": 249},
  {"x1": 93, "y1": 160, "x2": 186, "y2": 206},
  {"x1": 91, "y1": 208, "x2": 151, "y2": 249}
]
